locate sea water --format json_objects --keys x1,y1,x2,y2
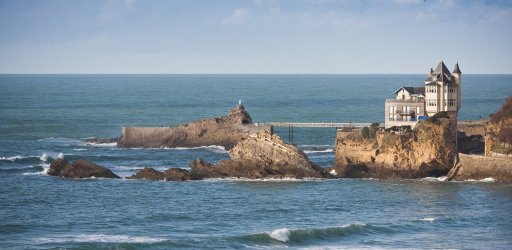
[{"x1": 0, "y1": 74, "x2": 511, "y2": 249}]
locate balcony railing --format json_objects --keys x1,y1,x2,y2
[{"x1": 385, "y1": 99, "x2": 424, "y2": 103}]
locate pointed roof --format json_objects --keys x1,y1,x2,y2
[
  {"x1": 425, "y1": 61, "x2": 454, "y2": 84},
  {"x1": 395, "y1": 86, "x2": 425, "y2": 96},
  {"x1": 453, "y1": 62, "x2": 461, "y2": 74}
]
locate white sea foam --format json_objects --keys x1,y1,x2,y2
[
  {"x1": 57, "y1": 153, "x2": 64, "y2": 159},
  {"x1": 36, "y1": 234, "x2": 166, "y2": 243},
  {"x1": 167, "y1": 145, "x2": 227, "y2": 154},
  {"x1": 479, "y1": 177, "x2": 496, "y2": 182},
  {"x1": 85, "y1": 142, "x2": 118, "y2": 147},
  {"x1": 207, "y1": 177, "x2": 327, "y2": 182},
  {"x1": 269, "y1": 228, "x2": 291, "y2": 242},
  {"x1": 418, "y1": 217, "x2": 435, "y2": 222},
  {"x1": 303, "y1": 149, "x2": 333, "y2": 154},
  {"x1": 0, "y1": 156, "x2": 24, "y2": 161},
  {"x1": 422, "y1": 176, "x2": 448, "y2": 182},
  {"x1": 22, "y1": 164, "x2": 50, "y2": 176},
  {"x1": 73, "y1": 148, "x2": 87, "y2": 151},
  {"x1": 39, "y1": 153, "x2": 48, "y2": 162},
  {"x1": 329, "y1": 169, "x2": 337, "y2": 175}
]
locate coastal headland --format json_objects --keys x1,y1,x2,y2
[{"x1": 55, "y1": 96, "x2": 512, "y2": 182}]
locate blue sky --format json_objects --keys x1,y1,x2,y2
[{"x1": 0, "y1": 0, "x2": 511, "y2": 74}]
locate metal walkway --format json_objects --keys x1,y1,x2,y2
[
  {"x1": 258, "y1": 122, "x2": 383, "y2": 144},
  {"x1": 260, "y1": 122, "x2": 382, "y2": 128}
]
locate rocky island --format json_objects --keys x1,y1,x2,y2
[{"x1": 117, "y1": 104, "x2": 269, "y2": 150}]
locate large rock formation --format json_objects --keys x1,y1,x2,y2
[
  {"x1": 117, "y1": 105, "x2": 269, "y2": 150},
  {"x1": 333, "y1": 119, "x2": 457, "y2": 179},
  {"x1": 485, "y1": 96, "x2": 512, "y2": 156},
  {"x1": 48, "y1": 159, "x2": 120, "y2": 179},
  {"x1": 190, "y1": 131, "x2": 328, "y2": 179},
  {"x1": 128, "y1": 167, "x2": 191, "y2": 181}
]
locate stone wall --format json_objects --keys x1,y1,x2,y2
[{"x1": 449, "y1": 154, "x2": 512, "y2": 181}]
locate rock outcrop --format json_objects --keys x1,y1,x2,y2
[
  {"x1": 128, "y1": 167, "x2": 191, "y2": 181},
  {"x1": 485, "y1": 96, "x2": 512, "y2": 156},
  {"x1": 333, "y1": 119, "x2": 457, "y2": 179},
  {"x1": 190, "y1": 131, "x2": 328, "y2": 179},
  {"x1": 117, "y1": 105, "x2": 270, "y2": 150},
  {"x1": 48, "y1": 159, "x2": 120, "y2": 179}
]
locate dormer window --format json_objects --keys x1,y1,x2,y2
[{"x1": 432, "y1": 75, "x2": 437, "y2": 81}]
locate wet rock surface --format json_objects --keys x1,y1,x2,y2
[{"x1": 48, "y1": 159, "x2": 120, "y2": 179}]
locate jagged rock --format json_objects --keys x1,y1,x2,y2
[
  {"x1": 164, "y1": 168, "x2": 192, "y2": 181},
  {"x1": 127, "y1": 167, "x2": 165, "y2": 181},
  {"x1": 48, "y1": 159, "x2": 120, "y2": 179},
  {"x1": 190, "y1": 131, "x2": 328, "y2": 179},
  {"x1": 333, "y1": 119, "x2": 457, "y2": 179},
  {"x1": 117, "y1": 105, "x2": 269, "y2": 150},
  {"x1": 128, "y1": 167, "x2": 191, "y2": 181}
]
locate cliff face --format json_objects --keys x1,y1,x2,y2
[
  {"x1": 333, "y1": 119, "x2": 457, "y2": 179},
  {"x1": 117, "y1": 105, "x2": 269, "y2": 149},
  {"x1": 190, "y1": 131, "x2": 328, "y2": 179},
  {"x1": 485, "y1": 96, "x2": 512, "y2": 156}
]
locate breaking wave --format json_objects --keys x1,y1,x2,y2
[
  {"x1": 303, "y1": 148, "x2": 333, "y2": 154},
  {"x1": 85, "y1": 142, "x2": 118, "y2": 148},
  {"x1": 35, "y1": 234, "x2": 166, "y2": 244},
  {"x1": 235, "y1": 223, "x2": 383, "y2": 245},
  {"x1": 0, "y1": 152, "x2": 64, "y2": 163},
  {"x1": 163, "y1": 145, "x2": 227, "y2": 154}
]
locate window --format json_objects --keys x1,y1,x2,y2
[
  {"x1": 448, "y1": 99, "x2": 455, "y2": 106},
  {"x1": 448, "y1": 87, "x2": 455, "y2": 93},
  {"x1": 427, "y1": 99, "x2": 437, "y2": 107},
  {"x1": 427, "y1": 86, "x2": 437, "y2": 93}
]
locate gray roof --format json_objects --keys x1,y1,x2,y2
[
  {"x1": 425, "y1": 61, "x2": 454, "y2": 84},
  {"x1": 395, "y1": 86, "x2": 425, "y2": 96},
  {"x1": 453, "y1": 62, "x2": 461, "y2": 74}
]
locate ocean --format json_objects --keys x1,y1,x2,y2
[{"x1": 0, "y1": 74, "x2": 511, "y2": 249}]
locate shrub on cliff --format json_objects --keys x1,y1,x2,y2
[
  {"x1": 362, "y1": 123, "x2": 380, "y2": 139},
  {"x1": 427, "y1": 111, "x2": 450, "y2": 124},
  {"x1": 489, "y1": 96, "x2": 512, "y2": 123}
]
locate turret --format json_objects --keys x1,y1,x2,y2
[{"x1": 452, "y1": 62, "x2": 461, "y2": 110}]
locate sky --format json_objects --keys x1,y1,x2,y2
[{"x1": 0, "y1": 0, "x2": 511, "y2": 74}]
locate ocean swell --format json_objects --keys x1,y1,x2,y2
[{"x1": 235, "y1": 223, "x2": 382, "y2": 246}]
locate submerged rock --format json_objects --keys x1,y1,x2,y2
[
  {"x1": 128, "y1": 167, "x2": 191, "y2": 181},
  {"x1": 333, "y1": 118, "x2": 457, "y2": 179},
  {"x1": 117, "y1": 104, "x2": 270, "y2": 150},
  {"x1": 48, "y1": 159, "x2": 120, "y2": 179},
  {"x1": 190, "y1": 131, "x2": 329, "y2": 179}
]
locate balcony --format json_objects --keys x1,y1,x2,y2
[{"x1": 385, "y1": 99, "x2": 424, "y2": 103}]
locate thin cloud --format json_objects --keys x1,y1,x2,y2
[{"x1": 222, "y1": 8, "x2": 250, "y2": 25}]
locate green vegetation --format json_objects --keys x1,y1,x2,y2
[
  {"x1": 361, "y1": 123, "x2": 380, "y2": 139},
  {"x1": 427, "y1": 111, "x2": 450, "y2": 124},
  {"x1": 492, "y1": 144, "x2": 512, "y2": 155}
]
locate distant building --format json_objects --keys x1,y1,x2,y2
[{"x1": 385, "y1": 61, "x2": 461, "y2": 129}]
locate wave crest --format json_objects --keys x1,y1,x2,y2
[{"x1": 236, "y1": 223, "x2": 377, "y2": 245}]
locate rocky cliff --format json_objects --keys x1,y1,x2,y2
[
  {"x1": 485, "y1": 96, "x2": 512, "y2": 156},
  {"x1": 190, "y1": 131, "x2": 328, "y2": 179},
  {"x1": 117, "y1": 105, "x2": 269, "y2": 149},
  {"x1": 333, "y1": 119, "x2": 457, "y2": 179}
]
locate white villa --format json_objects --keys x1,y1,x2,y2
[{"x1": 384, "y1": 61, "x2": 462, "y2": 129}]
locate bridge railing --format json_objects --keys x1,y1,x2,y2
[{"x1": 258, "y1": 122, "x2": 383, "y2": 128}]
